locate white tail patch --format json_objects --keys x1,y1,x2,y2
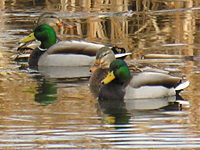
[
  {"x1": 175, "y1": 80, "x2": 190, "y2": 91},
  {"x1": 115, "y1": 52, "x2": 132, "y2": 58}
]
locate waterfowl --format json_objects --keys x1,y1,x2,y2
[
  {"x1": 19, "y1": 25, "x2": 95, "y2": 69},
  {"x1": 89, "y1": 46, "x2": 170, "y2": 98},
  {"x1": 99, "y1": 59, "x2": 189, "y2": 100},
  {"x1": 19, "y1": 25, "x2": 129, "y2": 69},
  {"x1": 17, "y1": 12, "x2": 72, "y2": 53}
]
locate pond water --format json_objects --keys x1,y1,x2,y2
[{"x1": 0, "y1": 0, "x2": 200, "y2": 149}]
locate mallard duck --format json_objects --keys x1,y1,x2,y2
[
  {"x1": 19, "y1": 24, "x2": 95, "y2": 69},
  {"x1": 89, "y1": 47, "x2": 170, "y2": 86},
  {"x1": 19, "y1": 25, "x2": 130, "y2": 69},
  {"x1": 17, "y1": 13, "x2": 72, "y2": 52},
  {"x1": 89, "y1": 46, "x2": 171, "y2": 97},
  {"x1": 99, "y1": 59, "x2": 189, "y2": 100}
]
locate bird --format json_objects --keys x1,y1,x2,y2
[
  {"x1": 98, "y1": 59, "x2": 189, "y2": 100},
  {"x1": 89, "y1": 46, "x2": 171, "y2": 98},
  {"x1": 19, "y1": 24, "x2": 131, "y2": 70},
  {"x1": 17, "y1": 12, "x2": 73, "y2": 54}
]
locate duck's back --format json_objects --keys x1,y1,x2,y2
[
  {"x1": 46, "y1": 41, "x2": 104, "y2": 56},
  {"x1": 129, "y1": 72, "x2": 181, "y2": 88}
]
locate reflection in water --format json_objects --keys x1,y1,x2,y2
[
  {"x1": 34, "y1": 76, "x2": 57, "y2": 105},
  {"x1": 38, "y1": 66, "x2": 92, "y2": 79},
  {"x1": 98, "y1": 96, "x2": 183, "y2": 127},
  {"x1": 125, "y1": 97, "x2": 175, "y2": 111},
  {"x1": 126, "y1": 97, "x2": 183, "y2": 117},
  {"x1": 162, "y1": 101, "x2": 182, "y2": 111},
  {"x1": 97, "y1": 99, "x2": 130, "y2": 126}
]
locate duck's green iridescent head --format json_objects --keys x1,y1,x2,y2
[
  {"x1": 102, "y1": 59, "x2": 131, "y2": 84},
  {"x1": 20, "y1": 24, "x2": 56, "y2": 50},
  {"x1": 34, "y1": 24, "x2": 56, "y2": 49}
]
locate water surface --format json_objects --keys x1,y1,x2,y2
[{"x1": 0, "y1": 0, "x2": 199, "y2": 149}]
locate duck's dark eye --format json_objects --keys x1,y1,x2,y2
[
  {"x1": 38, "y1": 28, "x2": 44, "y2": 32},
  {"x1": 103, "y1": 53, "x2": 107, "y2": 57},
  {"x1": 115, "y1": 65, "x2": 120, "y2": 70}
]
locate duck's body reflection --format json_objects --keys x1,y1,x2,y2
[
  {"x1": 97, "y1": 99, "x2": 130, "y2": 125},
  {"x1": 97, "y1": 96, "x2": 183, "y2": 126},
  {"x1": 33, "y1": 76, "x2": 57, "y2": 105}
]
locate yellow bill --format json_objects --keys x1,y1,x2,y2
[
  {"x1": 101, "y1": 71, "x2": 115, "y2": 84},
  {"x1": 20, "y1": 33, "x2": 35, "y2": 43}
]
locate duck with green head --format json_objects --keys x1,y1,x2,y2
[
  {"x1": 89, "y1": 46, "x2": 171, "y2": 98},
  {"x1": 20, "y1": 24, "x2": 131, "y2": 70},
  {"x1": 19, "y1": 24, "x2": 109, "y2": 69},
  {"x1": 20, "y1": 24, "x2": 57, "y2": 68},
  {"x1": 99, "y1": 59, "x2": 189, "y2": 100},
  {"x1": 99, "y1": 60, "x2": 130, "y2": 100}
]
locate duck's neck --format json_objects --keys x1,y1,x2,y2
[
  {"x1": 112, "y1": 78, "x2": 126, "y2": 86},
  {"x1": 114, "y1": 73, "x2": 131, "y2": 86}
]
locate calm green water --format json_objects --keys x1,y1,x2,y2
[{"x1": 0, "y1": 0, "x2": 199, "y2": 149}]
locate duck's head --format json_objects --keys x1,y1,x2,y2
[
  {"x1": 90, "y1": 46, "x2": 116, "y2": 72},
  {"x1": 20, "y1": 24, "x2": 57, "y2": 50},
  {"x1": 101, "y1": 59, "x2": 131, "y2": 84},
  {"x1": 37, "y1": 13, "x2": 73, "y2": 29}
]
